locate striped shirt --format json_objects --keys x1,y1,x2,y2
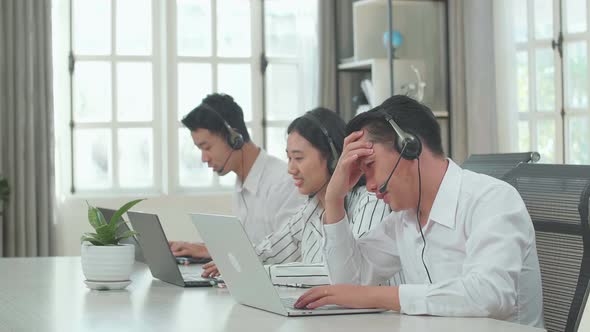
[{"x1": 254, "y1": 186, "x2": 390, "y2": 265}]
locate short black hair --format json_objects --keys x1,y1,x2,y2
[
  {"x1": 181, "y1": 93, "x2": 251, "y2": 143},
  {"x1": 287, "y1": 108, "x2": 345, "y2": 174},
  {"x1": 346, "y1": 95, "x2": 444, "y2": 156}
]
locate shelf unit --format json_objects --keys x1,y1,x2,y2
[{"x1": 335, "y1": 0, "x2": 450, "y2": 154}]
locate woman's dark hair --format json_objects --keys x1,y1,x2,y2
[
  {"x1": 287, "y1": 108, "x2": 366, "y2": 187},
  {"x1": 287, "y1": 108, "x2": 344, "y2": 174}
]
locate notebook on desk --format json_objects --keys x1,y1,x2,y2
[
  {"x1": 190, "y1": 213, "x2": 385, "y2": 317},
  {"x1": 127, "y1": 211, "x2": 215, "y2": 287}
]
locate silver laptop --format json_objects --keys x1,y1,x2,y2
[
  {"x1": 127, "y1": 211, "x2": 214, "y2": 287},
  {"x1": 190, "y1": 213, "x2": 385, "y2": 316}
]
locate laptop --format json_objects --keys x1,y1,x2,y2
[
  {"x1": 190, "y1": 213, "x2": 385, "y2": 316},
  {"x1": 98, "y1": 207, "x2": 145, "y2": 263},
  {"x1": 127, "y1": 211, "x2": 214, "y2": 287}
]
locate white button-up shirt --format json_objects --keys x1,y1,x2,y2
[
  {"x1": 234, "y1": 149, "x2": 305, "y2": 245},
  {"x1": 255, "y1": 186, "x2": 390, "y2": 265},
  {"x1": 323, "y1": 159, "x2": 544, "y2": 328}
]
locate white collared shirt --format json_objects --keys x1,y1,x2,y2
[
  {"x1": 233, "y1": 149, "x2": 305, "y2": 245},
  {"x1": 254, "y1": 186, "x2": 390, "y2": 265},
  {"x1": 322, "y1": 159, "x2": 544, "y2": 328}
]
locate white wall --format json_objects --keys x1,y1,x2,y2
[{"x1": 53, "y1": 193, "x2": 233, "y2": 256}]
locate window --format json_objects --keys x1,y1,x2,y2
[
  {"x1": 70, "y1": 0, "x2": 159, "y2": 192},
  {"x1": 263, "y1": 1, "x2": 318, "y2": 159},
  {"x1": 54, "y1": 0, "x2": 318, "y2": 196},
  {"x1": 511, "y1": 0, "x2": 590, "y2": 164}
]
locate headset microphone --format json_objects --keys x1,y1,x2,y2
[
  {"x1": 378, "y1": 143, "x2": 408, "y2": 194},
  {"x1": 216, "y1": 149, "x2": 235, "y2": 174}
]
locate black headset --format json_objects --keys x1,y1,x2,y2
[
  {"x1": 200, "y1": 102, "x2": 245, "y2": 150},
  {"x1": 378, "y1": 109, "x2": 422, "y2": 160},
  {"x1": 302, "y1": 112, "x2": 340, "y2": 173}
]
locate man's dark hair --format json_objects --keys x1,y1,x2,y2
[
  {"x1": 287, "y1": 107, "x2": 346, "y2": 174},
  {"x1": 181, "y1": 93, "x2": 251, "y2": 143},
  {"x1": 346, "y1": 95, "x2": 444, "y2": 157}
]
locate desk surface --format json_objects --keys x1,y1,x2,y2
[{"x1": 0, "y1": 257, "x2": 544, "y2": 332}]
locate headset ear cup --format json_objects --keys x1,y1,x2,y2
[
  {"x1": 399, "y1": 136, "x2": 422, "y2": 160},
  {"x1": 228, "y1": 129, "x2": 244, "y2": 150}
]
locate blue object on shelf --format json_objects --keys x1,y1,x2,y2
[{"x1": 383, "y1": 30, "x2": 403, "y2": 50}]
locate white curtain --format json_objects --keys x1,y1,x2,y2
[{"x1": 493, "y1": 0, "x2": 520, "y2": 153}]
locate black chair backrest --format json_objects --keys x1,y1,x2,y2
[
  {"x1": 504, "y1": 163, "x2": 590, "y2": 332},
  {"x1": 575, "y1": 282, "x2": 590, "y2": 331},
  {"x1": 461, "y1": 152, "x2": 540, "y2": 180}
]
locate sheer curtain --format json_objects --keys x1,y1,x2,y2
[{"x1": 493, "y1": 0, "x2": 520, "y2": 153}]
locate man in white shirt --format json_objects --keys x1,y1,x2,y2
[
  {"x1": 169, "y1": 93, "x2": 304, "y2": 258},
  {"x1": 295, "y1": 95, "x2": 544, "y2": 328}
]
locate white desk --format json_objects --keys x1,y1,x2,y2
[{"x1": 0, "y1": 257, "x2": 544, "y2": 332}]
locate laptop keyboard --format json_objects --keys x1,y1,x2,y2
[{"x1": 281, "y1": 297, "x2": 342, "y2": 310}]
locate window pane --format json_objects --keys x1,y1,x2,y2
[
  {"x1": 74, "y1": 61, "x2": 112, "y2": 123},
  {"x1": 568, "y1": 116, "x2": 590, "y2": 164},
  {"x1": 536, "y1": 119, "x2": 556, "y2": 163},
  {"x1": 565, "y1": 42, "x2": 588, "y2": 109},
  {"x1": 518, "y1": 121, "x2": 531, "y2": 152},
  {"x1": 218, "y1": 64, "x2": 252, "y2": 121},
  {"x1": 535, "y1": 48, "x2": 555, "y2": 112},
  {"x1": 217, "y1": 0, "x2": 251, "y2": 57},
  {"x1": 116, "y1": 0, "x2": 152, "y2": 55},
  {"x1": 73, "y1": 0, "x2": 110, "y2": 55},
  {"x1": 265, "y1": 126, "x2": 288, "y2": 161},
  {"x1": 177, "y1": 0, "x2": 211, "y2": 56},
  {"x1": 118, "y1": 128, "x2": 153, "y2": 187},
  {"x1": 117, "y1": 62, "x2": 153, "y2": 122},
  {"x1": 265, "y1": 1, "x2": 297, "y2": 57},
  {"x1": 74, "y1": 129, "x2": 112, "y2": 189},
  {"x1": 178, "y1": 63, "x2": 212, "y2": 120},
  {"x1": 534, "y1": 0, "x2": 553, "y2": 40},
  {"x1": 178, "y1": 129, "x2": 213, "y2": 187},
  {"x1": 266, "y1": 64, "x2": 299, "y2": 121},
  {"x1": 513, "y1": 0, "x2": 528, "y2": 43},
  {"x1": 517, "y1": 52, "x2": 530, "y2": 112},
  {"x1": 565, "y1": 0, "x2": 587, "y2": 33}
]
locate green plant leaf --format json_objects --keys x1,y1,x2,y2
[
  {"x1": 115, "y1": 230, "x2": 138, "y2": 242},
  {"x1": 82, "y1": 198, "x2": 146, "y2": 246},
  {"x1": 81, "y1": 233, "x2": 106, "y2": 246},
  {"x1": 95, "y1": 224, "x2": 118, "y2": 245},
  {"x1": 87, "y1": 205, "x2": 107, "y2": 230},
  {"x1": 109, "y1": 198, "x2": 145, "y2": 225}
]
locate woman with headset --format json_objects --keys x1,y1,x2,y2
[{"x1": 201, "y1": 107, "x2": 390, "y2": 281}]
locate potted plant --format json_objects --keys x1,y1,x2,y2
[{"x1": 81, "y1": 198, "x2": 144, "y2": 290}]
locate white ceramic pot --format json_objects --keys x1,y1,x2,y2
[{"x1": 81, "y1": 243, "x2": 135, "y2": 282}]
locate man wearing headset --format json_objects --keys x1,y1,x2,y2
[
  {"x1": 169, "y1": 93, "x2": 304, "y2": 259},
  {"x1": 295, "y1": 95, "x2": 544, "y2": 328}
]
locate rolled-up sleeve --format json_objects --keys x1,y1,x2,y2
[{"x1": 323, "y1": 213, "x2": 402, "y2": 286}]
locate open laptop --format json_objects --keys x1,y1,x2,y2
[
  {"x1": 127, "y1": 211, "x2": 214, "y2": 287},
  {"x1": 98, "y1": 207, "x2": 146, "y2": 263},
  {"x1": 190, "y1": 213, "x2": 385, "y2": 316}
]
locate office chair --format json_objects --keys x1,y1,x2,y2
[
  {"x1": 504, "y1": 163, "x2": 590, "y2": 332},
  {"x1": 461, "y1": 151, "x2": 540, "y2": 180},
  {"x1": 575, "y1": 282, "x2": 590, "y2": 331}
]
